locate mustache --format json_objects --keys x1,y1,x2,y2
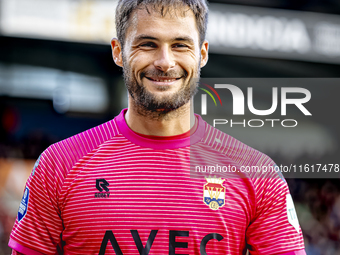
[{"x1": 140, "y1": 69, "x2": 187, "y2": 79}]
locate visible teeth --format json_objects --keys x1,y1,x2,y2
[
  {"x1": 154, "y1": 79, "x2": 174, "y2": 82},
  {"x1": 147, "y1": 77, "x2": 178, "y2": 82}
]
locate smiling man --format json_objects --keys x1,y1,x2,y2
[
  {"x1": 112, "y1": 0, "x2": 208, "y2": 133},
  {"x1": 9, "y1": 0, "x2": 306, "y2": 254}
]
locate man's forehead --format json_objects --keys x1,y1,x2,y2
[
  {"x1": 133, "y1": 3, "x2": 194, "y2": 19},
  {"x1": 126, "y1": 6, "x2": 198, "y2": 40}
]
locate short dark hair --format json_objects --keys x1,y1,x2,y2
[{"x1": 115, "y1": 0, "x2": 208, "y2": 47}]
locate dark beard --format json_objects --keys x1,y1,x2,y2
[{"x1": 123, "y1": 60, "x2": 199, "y2": 119}]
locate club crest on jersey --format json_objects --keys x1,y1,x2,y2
[{"x1": 203, "y1": 176, "x2": 226, "y2": 210}]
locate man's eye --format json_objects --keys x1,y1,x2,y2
[
  {"x1": 173, "y1": 44, "x2": 189, "y2": 49},
  {"x1": 140, "y1": 42, "x2": 156, "y2": 48}
]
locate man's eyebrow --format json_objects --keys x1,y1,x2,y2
[
  {"x1": 174, "y1": 36, "x2": 195, "y2": 44},
  {"x1": 133, "y1": 35, "x2": 157, "y2": 42},
  {"x1": 133, "y1": 35, "x2": 195, "y2": 44}
]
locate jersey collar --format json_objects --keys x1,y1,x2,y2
[{"x1": 115, "y1": 109, "x2": 205, "y2": 149}]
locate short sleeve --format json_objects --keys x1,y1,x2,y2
[
  {"x1": 9, "y1": 150, "x2": 64, "y2": 255},
  {"x1": 246, "y1": 176, "x2": 306, "y2": 255}
]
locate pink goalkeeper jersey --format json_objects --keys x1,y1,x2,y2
[{"x1": 9, "y1": 109, "x2": 305, "y2": 255}]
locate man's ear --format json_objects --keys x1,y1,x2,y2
[
  {"x1": 111, "y1": 38, "x2": 123, "y2": 67},
  {"x1": 200, "y1": 40, "x2": 209, "y2": 68}
]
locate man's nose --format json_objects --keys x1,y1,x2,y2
[{"x1": 153, "y1": 46, "x2": 175, "y2": 72}]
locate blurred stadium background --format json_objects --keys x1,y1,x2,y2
[{"x1": 0, "y1": 0, "x2": 340, "y2": 254}]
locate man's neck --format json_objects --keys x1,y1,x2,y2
[{"x1": 125, "y1": 101, "x2": 195, "y2": 136}]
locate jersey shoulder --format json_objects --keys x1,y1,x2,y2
[
  {"x1": 200, "y1": 122, "x2": 275, "y2": 168},
  {"x1": 38, "y1": 117, "x2": 121, "y2": 182}
]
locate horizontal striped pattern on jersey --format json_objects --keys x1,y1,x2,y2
[{"x1": 9, "y1": 109, "x2": 305, "y2": 255}]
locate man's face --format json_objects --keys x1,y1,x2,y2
[{"x1": 112, "y1": 6, "x2": 208, "y2": 113}]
